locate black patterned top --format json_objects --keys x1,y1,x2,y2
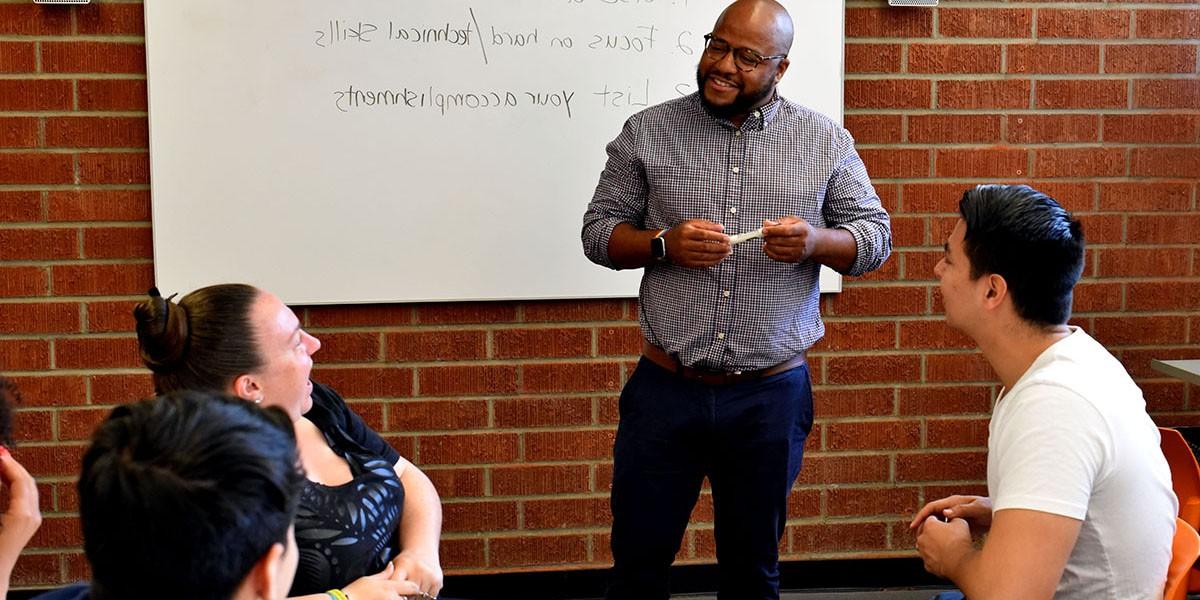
[{"x1": 288, "y1": 382, "x2": 405, "y2": 597}]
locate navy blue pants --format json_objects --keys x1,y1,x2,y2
[{"x1": 606, "y1": 358, "x2": 814, "y2": 600}]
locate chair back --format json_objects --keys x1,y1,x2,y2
[
  {"x1": 1160, "y1": 427, "x2": 1200, "y2": 529},
  {"x1": 1166, "y1": 518, "x2": 1200, "y2": 600}
]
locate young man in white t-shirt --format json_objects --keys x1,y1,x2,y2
[{"x1": 909, "y1": 184, "x2": 1177, "y2": 600}]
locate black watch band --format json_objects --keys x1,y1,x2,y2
[{"x1": 650, "y1": 229, "x2": 668, "y2": 260}]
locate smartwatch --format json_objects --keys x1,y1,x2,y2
[{"x1": 650, "y1": 228, "x2": 668, "y2": 260}]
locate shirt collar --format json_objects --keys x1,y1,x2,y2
[{"x1": 692, "y1": 91, "x2": 783, "y2": 132}]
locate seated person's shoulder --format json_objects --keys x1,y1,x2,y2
[{"x1": 1003, "y1": 379, "x2": 1097, "y2": 422}]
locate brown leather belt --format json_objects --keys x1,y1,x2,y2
[{"x1": 641, "y1": 340, "x2": 806, "y2": 387}]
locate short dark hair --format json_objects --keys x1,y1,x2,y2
[
  {"x1": 133, "y1": 284, "x2": 263, "y2": 394},
  {"x1": 80, "y1": 390, "x2": 303, "y2": 600},
  {"x1": 958, "y1": 184, "x2": 1085, "y2": 327}
]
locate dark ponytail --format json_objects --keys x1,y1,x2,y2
[{"x1": 133, "y1": 284, "x2": 263, "y2": 394}]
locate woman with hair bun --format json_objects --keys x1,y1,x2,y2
[{"x1": 134, "y1": 285, "x2": 442, "y2": 600}]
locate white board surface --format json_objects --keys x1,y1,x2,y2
[{"x1": 145, "y1": 0, "x2": 844, "y2": 305}]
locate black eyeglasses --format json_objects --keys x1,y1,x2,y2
[{"x1": 702, "y1": 34, "x2": 787, "y2": 72}]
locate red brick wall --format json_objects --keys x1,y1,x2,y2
[{"x1": 1, "y1": 0, "x2": 1198, "y2": 589}]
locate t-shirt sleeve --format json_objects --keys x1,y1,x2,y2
[
  {"x1": 311, "y1": 381, "x2": 401, "y2": 465},
  {"x1": 990, "y1": 383, "x2": 1111, "y2": 521}
]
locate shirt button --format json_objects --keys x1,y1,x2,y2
[
  {"x1": 723, "y1": 290, "x2": 731, "y2": 298},
  {"x1": 717, "y1": 332, "x2": 726, "y2": 340},
  {"x1": 735, "y1": 131, "x2": 743, "y2": 137},
  {"x1": 732, "y1": 166, "x2": 740, "y2": 174},
  {"x1": 729, "y1": 207, "x2": 737, "y2": 214}
]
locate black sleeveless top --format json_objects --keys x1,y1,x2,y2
[{"x1": 288, "y1": 382, "x2": 405, "y2": 596}]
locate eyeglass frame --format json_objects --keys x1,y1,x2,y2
[{"x1": 701, "y1": 33, "x2": 788, "y2": 72}]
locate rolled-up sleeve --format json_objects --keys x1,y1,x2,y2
[
  {"x1": 582, "y1": 114, "x2": 648, "y2": 270},
  {"x1": 824, "y1": 129, "x2": 892, "y2": 276}
]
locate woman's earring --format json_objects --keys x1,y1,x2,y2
[{"x1": 254, "y1": 397, "x2": 263, "y2": 405}]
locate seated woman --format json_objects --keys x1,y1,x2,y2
[
  {"x1": 0, "y1": 377, "x2": 41, "y2": 599},
  {"x1": 134, "y1": 285, "x2": 442, "y2": 600}
]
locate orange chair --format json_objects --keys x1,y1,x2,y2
[
  {"x1": 1162, "y1": 427, "x2": 1200, "y2": 528},
  {"x1": 1166, "y1": 518, "x2": 1200, "y2": 600},
  {"x1": 1160, "y1": 427, "x2": 1200, "y2": 592}
]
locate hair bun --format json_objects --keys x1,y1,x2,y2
[{"x1": 133, "y1": 287, "x2": 191, "y2": 373}]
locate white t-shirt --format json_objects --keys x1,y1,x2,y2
[{"x1": 989, "y1": 328, "x2": 1177, "y2": 600}]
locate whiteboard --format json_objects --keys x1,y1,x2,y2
[{"x1": 145, "y1": 0, "x2": 844, "y2": 305}]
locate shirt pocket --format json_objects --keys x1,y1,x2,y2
[
  {"x1": 741, "y1": 166, "x2": 826, "y2": 227},
  {"x1": 643, "y1": 164, "x2": 724, "y2": 226}
]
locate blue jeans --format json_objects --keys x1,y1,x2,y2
[{"x1": 606, "y1": 358, "x2": 814, "y2": 600}]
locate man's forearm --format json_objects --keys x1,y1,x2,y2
[
  {"x1": 607, "y1": 222, "x2": 660, "y2": 269},
  {"x1": 812, "y1": 227, "x2": 858, "y2": 273}
]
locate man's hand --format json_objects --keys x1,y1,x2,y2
[
  {"x1": 916, "y1": 517, "x2": 974, "y2": 579},
  {"x1": 762, "y1": 216, "x2": 818, "y2": 263},
  {"x1": 916, "y1": 508, "x2": 1083, "y2": 600},
  {"x1": 911, "y1": 495, "x2": 993, "y2": 534},
  {"x1": 664, "y1": 219, "x2": 731, "y2": 268}
]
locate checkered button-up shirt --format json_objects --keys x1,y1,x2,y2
[{"x1": 582, "y1": 93, "x2": 891, "y2": 371}]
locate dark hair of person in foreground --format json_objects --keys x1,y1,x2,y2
[{"x1": 80, "y1": 390, "x2": 304, "y2": 600}]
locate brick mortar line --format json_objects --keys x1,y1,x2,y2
[
  {"x1": 0, "y1": 146, "x2": 151, "y2": 152},
  {"x1": 850, "y1": 40, "x2": 1200, "y2": 46},
  {"x1": 0, "y1": 183, "x2": 149, "y2": 189},
  {"x1": 0, "y1": 263, "x2": 151, "y2": 272},
  {"x1": 849, "y1": 74, "x2": 1195, "y2": 81},
  {"x1": 843, "y1": 2, "x2": 1200, "y2": 8},
  {"x1": 846, "y1": 108, "x2": 1200, "y2": 114},
  {"x1": 0, "y1": 36, "x2": 145, "y2": 42},
  {"x1": 870, "y1": 177, "x2": 1200, "y2": 183},
  {"x1": 310, "y1": 322, "x2": 639, "y2": 332},
  {"x1": 856, "y1": 141, "x2": 1200, "y2": 148},
  {"x1": 0, "y1": 222, "x2": 150, "y2": 230},
  {"x1": 0, "y1": 222, "x2": 149, "y2": 229},
  {"x1": 0, "y1": 75, "x2": 145, "y2": 80},
  {"x1": 441, "y1": 494, "x2": 609, "y2": 503},
  {"x1": 0, "y1": 113, "x2": 149, "y2": 118}
]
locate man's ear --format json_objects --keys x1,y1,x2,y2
[
  {"x1": 245, "y1": 542, "x2": 287, "y2": 600},
  {"x1": 984, "y1": 273, "x2": 1008, "y2": 307},
  {"x1": 231, "y1": 374, "x2": 262, "y2": 403}
]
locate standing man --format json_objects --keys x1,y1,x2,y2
[
  {"x1": 581, "y1": 1, "x2": 891, "y2": 598},
  {"x1": 910, "y1": 185, "x2": 1176, "y2": 599}
]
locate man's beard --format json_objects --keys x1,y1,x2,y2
[{"x1": 695, "y1": 67, "x2": 774, "y2": 120}]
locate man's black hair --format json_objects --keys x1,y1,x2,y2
[{"x1": 959, "y1": 184, "x2": 1086, "y2": 327}]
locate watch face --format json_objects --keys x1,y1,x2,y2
[{"x1": 651, "y1": 236, "x2": 666, "y2": 259}]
